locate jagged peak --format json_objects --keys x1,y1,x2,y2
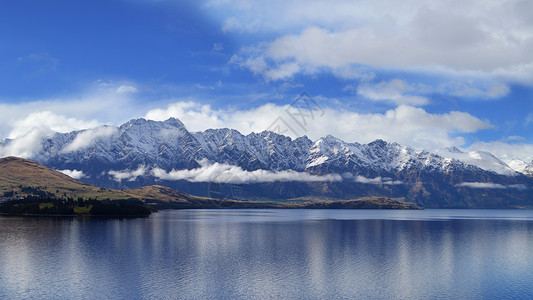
[
  {"x1": 119, "y1": 118, "x2": 189, "y2": 133},
  {"x1": 202, "y1": 128, "x2": 244, "y2": 140},
  {"x1": 315, "y1": 134, "x2": 342, "y2": 144},
  {"x1": 447, "y1": 146, "x2": 463, "y2": 153},
  {"x1": 294, "y1": 135, "x2": 312, "y2": 144},
  {"x1": 163, "y1": 117, "x2": 186, "y2": 127},
  {"x1": 257, "y1": 130, "x2": 291, "y2": 140},
  {"x1": 368, "y1": 139, "x2": 388, "y2": 147},
  {"x1": 203, "y1": 127, "x2": 234, "y2": 133},
  {"x1": 123, "y1": 118, "x2": 148, "y2": 125}
]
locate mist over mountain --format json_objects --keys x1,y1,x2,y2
[{"x1": 1, "y1": 117, "x2": 532, "y2": 208}]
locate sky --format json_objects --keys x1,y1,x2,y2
[{"x1": 1, "y1": 0, "x2": 533, "y2": 163}]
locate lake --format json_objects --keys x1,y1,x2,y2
[{"x1": 1, "y1": 209, "x2": 533, "y2": 299}]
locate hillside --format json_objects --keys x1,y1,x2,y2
[
  {"x1": 0, "y1": 157, "x2": 212, "y2": 208},
  {"x1": 0, "y1": 156, "x2": 220, "y2": 209},
  {"x1": 122, "y1": 185, "x2": 216, "y2": 208},
  {"x1": 0, "y1": 156, "x2": 132, "y2": 200}
]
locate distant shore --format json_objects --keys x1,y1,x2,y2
[
  {"x1": 0, "y1": 196, "x2": 420, "y2": 218},
  {"x1": 149, "y1": 197, "x2": 422, "y2": 210}
]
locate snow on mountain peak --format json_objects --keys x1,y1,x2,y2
[
  {"x1": 2, "y1": 117, "x2": 527, "y2": 178},
  {"x1": 429, "y1": 147, "x2": 517, "y2": 176}
]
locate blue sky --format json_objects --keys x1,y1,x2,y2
[{"x1": 1, "y1": 0, "x2": 533, "y2": 163}]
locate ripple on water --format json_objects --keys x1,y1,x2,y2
[{"x1": 1, "y1": 210, "x2": 533, "y2": 299}]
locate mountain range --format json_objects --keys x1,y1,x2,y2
[{"x1": 1, "y1": 117, "x2": 533, "y2": 208}]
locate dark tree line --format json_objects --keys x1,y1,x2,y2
[{"x1": 0, "y1": 196, "x2": 151, "y2": 217}]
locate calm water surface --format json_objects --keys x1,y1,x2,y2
[{"x1": 1, "y1": 209, "x2": 533, "y2": 299}]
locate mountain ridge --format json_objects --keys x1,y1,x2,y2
[{"x1": 1, "y1": 118, "x2": 533, "y2": 208}]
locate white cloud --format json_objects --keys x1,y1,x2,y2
[
  {"x1": 526, "y1": 113, "x2": 533, "y2": 126},
  {"x1": 264, "y1": 62, "x2": 302, "y2": 81},
  {"x1": 438, "y1": 81, "x2": 510, "y2": 99},
  {"x1": 229, "y1": 55, "x2": 268, "y2": 77},
  {"x1": 58, "y1": 169, "x2": 86, "y2": 180},
  {"x1": 62, "y1": 126, "x2": 119, "y2": 153},
  {"x1": 145, "y1": 101, "x2": 492, "y2": 149},
  {"x1": 456, "y1": 182, "x2": 528, "y2": 190},
  {"x1": 116, "y1": 85, "x2": 138, "y2": 94},
  {"x1": 152, "y1": 160, "x2": 342, "y2": 183},
  {"x1": 357, "y1": 79, "x2": 430, "y2": 106},
  {"x1": 0, "y1": 111, "x2": 102, "y2": 158},
  {"x1": 145, "y1": 101, "x2": 227, "y2": 130},
  {"x1": 210, "y1": 1, "x2": 533, "y2": 84},
  {"x1": 17, "y1": 53, "x2": 59, "y2": 74},
  {"x1": 504, "y1": 136, "x2": 526, "y2": 142},
  {"x1": 343, "y1": 173, "x2": 403, "y2": 185},
  {"x1": 0, "y1": 81, "x2": 154, "y2": 158},
  {"x1": 8, "y1": 111, "x2": 100, "y2": 139},
  {"x1": 0, "y1": 80, "x2": 148, "y2": 140},
  {"x1": 222, "y1": 17, "x2": 244, "y2": 32},
  {"x1": 355, "y1": 78, "x2": 509, "y2": 105},
  {"x1": 195, "y1": 80, "x2": 222, "y2": 90},
  {"x1": 0, "y1": 127, "x2": 52, "y2": 159},
  {"x1": 100, "y1": 161, "x2": 405, "y2": 185},
  {"x1": 108, "y1": 165, "x2": 147, "y2": 182}
]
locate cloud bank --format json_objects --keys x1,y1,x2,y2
[
  {"x1": 108, "y1": 165, "x2": 148, "y2": 182},
  {"x1": 355, "y1": 79, "x2": 510, "y2": 105},
  {"x1": 145, "y1": 101, "x2": 492, "y2": 149},
  {"x1": 152, "y1": 160, "x2": 341, "y2": 183},
  {"x1": 58, "y1": 169, "x2": 86, "y2": 180},
  {"x1": 0, "y1": 98, "x2": 492, "y2": 159},
  {"x1": 8, "y1": 111, "x2": 100, "y2": 140},
  {"x1": 0, "y1": 80, "x2": 146, "y2": 141},
  {"x1": 456, "y1": 182, "x2": 528, "y2": 190},
  {"x1": 0, "y1": 127, "x2": 52, "y2": 158},
  {"x1": 105, "y1": 160, "x2": 407, "y2": 185},
  {"x1": 62, "y1": 126, "x2": 119, "y2": 153},
  {"x1": 357, "y1": 79, "x2": 430, "y2": 106},
  {"x1": 211, "y1": 0, "x2": 533, "y2": 84},
  {"x1": 350, "y1": 175, "x2": 403, "y2": 185}
]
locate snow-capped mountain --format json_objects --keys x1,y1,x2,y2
[
  {"x1": 428, "y1": 146, "x2": 518, "y2": 176},
  {"x1": 1, "y1": 117, "x2": 532, "y2": 208},
  {"x1": 8, "y1": 118, "x2": 491, "y2": 176}
]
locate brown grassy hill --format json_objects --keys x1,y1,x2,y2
[
  {"x1": 124, "y1": 185, "x2": 206, "y2": 202},
  {"x1": 123, "y1": 185, "x2": 215, "y2": 208},
  {"x1": 0, "y1": 157, "x2": 221, "y2": 209},
  {"x1": 0, "y1": 156, "x2": 131, "y2": 200}
]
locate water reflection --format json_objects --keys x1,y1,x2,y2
[{"x1": 1, "y1": 210, "x2": 533, "y2": 299}]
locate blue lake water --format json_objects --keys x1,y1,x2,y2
[{"x1": 2, "y1": 209, "x2": 533, "y2": 299}]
